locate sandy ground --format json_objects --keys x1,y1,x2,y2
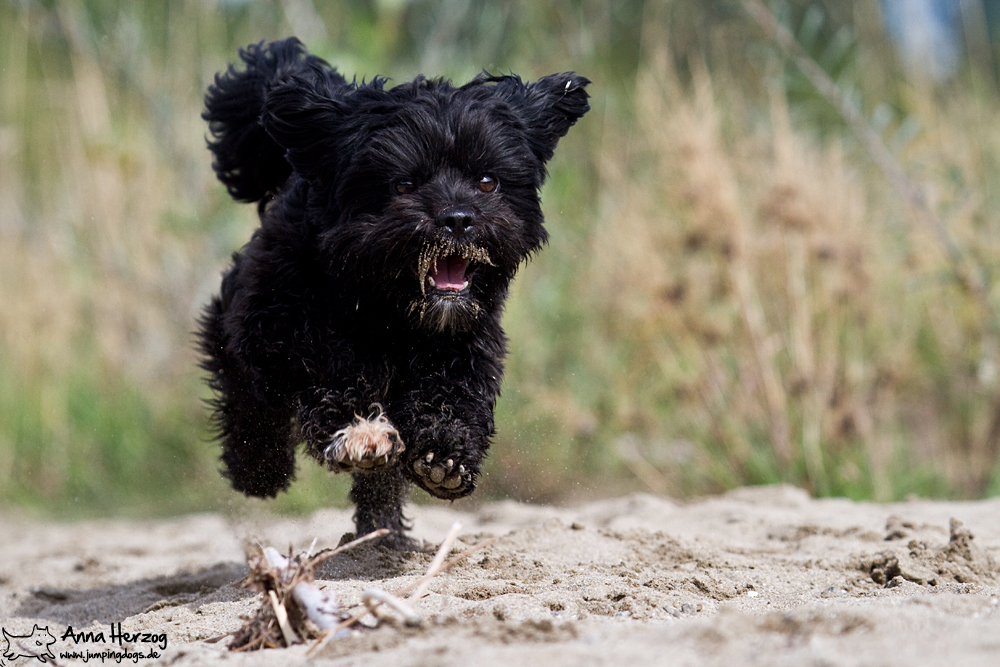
[{"x1": 2, "y1": 485, "x2": 999, "y2": 666}]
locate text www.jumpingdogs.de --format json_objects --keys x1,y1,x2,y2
[{"x1": 2, "y1": 623, "x2": 166, "y2": 665}]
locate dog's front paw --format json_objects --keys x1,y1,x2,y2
[
  {"x1": 324, "y1": 411, "x2": 405, "y2": 473},
  {"x1": 411, "y1": 452, "x2": 475, "y2": 499}
]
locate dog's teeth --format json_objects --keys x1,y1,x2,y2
[
  {"x1": 428, "y1": 276, "x2": 437, "y2": 288},
  {"x1": 460, "y1": 280, "x2": 469, "y2": 290}
]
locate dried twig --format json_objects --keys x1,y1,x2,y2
[
  {"x1": 361, "y1": 589, "x2": 421, "y2": 625},
  {"x1": 310, "y1": 528, "x2": 392, "y2": 562},
  {"x1": 407, "y1": 521, "x2": 463, "y2": 601},
  {"x1": 268, "y1": 590, "x2": 300, "y2": 646},
  {"x1": 431, "y1": 535, "x2": 498, "y2": 575}
]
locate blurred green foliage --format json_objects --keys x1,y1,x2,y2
[{"x1": 2, "y1": 0, "x2": 1000, "y2": 517}]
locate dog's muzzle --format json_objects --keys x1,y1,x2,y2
[
  {"x1": 412, "y1": 238, "x2": 495, "y2": 332},
  {"x1": 417, "y1": 239, "x2": 493, "y2": 297}
]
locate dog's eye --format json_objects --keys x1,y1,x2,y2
[
  {"x1": 478, "y1": 174, "x2": 498, "y2": 193},
  {"x1": 394, "y1": 180, "x2": 415, "y2": 195}
]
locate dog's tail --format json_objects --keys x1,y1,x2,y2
[{"x1": 203, "y1": 38, "x2": 344, "y2": 205}]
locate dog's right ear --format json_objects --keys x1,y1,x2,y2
[
  {"x1": 520, "y1": 73, "x2": 591, "y2": 164},
  {"x1": 260, "y1": 76, "x2": 350, "y2": 182},
  {"x1": 490, "y1": 73, "x2": 590, "y2": 166}
]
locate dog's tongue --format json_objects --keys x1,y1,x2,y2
[{"x1": 431, "y1": 255, "x2": 469, "y2": 291}]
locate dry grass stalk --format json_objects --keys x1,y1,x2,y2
[
  {"x1": 585, "y1": 37, "x2": 893, "y2": 493},
  {"x1": 741, "y1": 0, "x2": 1000, "y2": 493}
]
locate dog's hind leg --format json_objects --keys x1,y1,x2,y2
[
  {"x1": 218, "y1": 396, "x2": 297, "y2": 498},
  {"x1": 199, "y1": 296, "x2": 297, "y2": 498},
  {"x1": 349, "y1": 467, "x2": 415, "y2": 549},
  {"x1": 212, "y1": 367, "x2": 297, "y2": 497}
]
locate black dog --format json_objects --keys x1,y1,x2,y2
[{"x1": 198, "y1": 38, "x2": 589, "y2": 547}]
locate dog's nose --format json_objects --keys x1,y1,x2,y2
[{"x1": 435, "y1": 208, "x2": 475, "y2": 234}]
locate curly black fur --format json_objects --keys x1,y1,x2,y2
[{"x1": 198, "y1": 37, "x2": 589, "y2": 547}]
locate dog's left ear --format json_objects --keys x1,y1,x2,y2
[
  {"x1": 261, "y1": 74, "x2": 356, "y2": 182},
  {"x1": 497, "y1": 73, "x2": 590, "y2": 165}
]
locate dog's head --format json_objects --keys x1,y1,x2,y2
[{"x1": 260, "y1": 71, "x2": 590, "y2": 333}]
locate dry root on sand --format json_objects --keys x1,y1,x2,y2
[{"x1": 228, "y1": 523, "x2": 494, "y2": 652}]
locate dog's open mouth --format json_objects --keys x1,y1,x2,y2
[
  {"x1": 428, "y1": 255, "x2": 470, "y2": 292},
  {"x1": 417, "y1": 241, "x2": 493, "y2": 296}
]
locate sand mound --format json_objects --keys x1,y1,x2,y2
[{"x1": 2, "y1": 486, "x2": 999, "y2": 666}]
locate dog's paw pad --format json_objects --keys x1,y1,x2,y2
[
  {"x1": 412, "y1": 452, "x2": 474, "y2": 498},
  {"x1": 324, "y1": 412, "x2": 404, "y2": 472}
]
